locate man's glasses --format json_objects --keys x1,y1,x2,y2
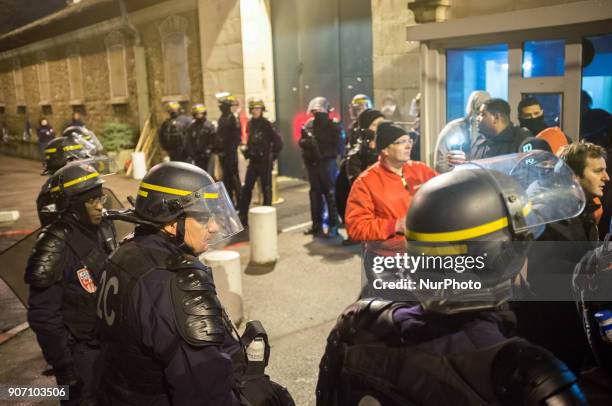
[{"x1": 86, "y1": 195, "x2": 108, "y2": 206}]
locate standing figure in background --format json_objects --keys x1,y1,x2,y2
[
  {"x1": 299, "y1": 97, "x2": 343, "y2": 237},
  {"x1": 37, "y1": 117, "x2": 56, "y2": 168},
  {"x1": 238, "y1": 98, "x2": 283, "y2": 226},
  {"x1": 216, "y1": 93, "x2": 242, "y2": 208},
  {"x1": 186, "y1": 104, "x2": 215, "y2": 172},
  {"x1": 63, "y1": 111, "x2": 86, "y2": 131},
  {"x1": 158, "y1": 101, "x2": 192, "y2": 162},
  {"x1": 433, "y1": 90, "x2": 491, "y2": 173}
]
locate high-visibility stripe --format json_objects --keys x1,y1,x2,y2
[
  {"x1": 63, "y1": 144, "x2": 83, "y2": 151},
  {"x1": 138, "y1": 189, "x2": 148, "y2": 197},
  {"x1": 50, "y1": 172, "x2": 100, "y2": 193},
  {"x1": 406, "y1": 244, "x2": 468, "y2": 256},
  {"x1": 139, "y1": 182, "x2": 192, "y2": 196},
  {"x1": 406, "y1": 217, "x2": 509, "y2": 242},
  {"x1": 45, "y1": 148, "x2": 57, "y2": 153},
  {"x1": 139, "y1": 182, "x2": 219, "y2": 199}
]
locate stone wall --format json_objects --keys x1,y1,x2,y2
[{"x1": 371, "y1": 0, "x2": 420, "y2": 123}]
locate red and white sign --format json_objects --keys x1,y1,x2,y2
[{"x1": 77, "y1": 268, "x2": 97, "y2": 293}]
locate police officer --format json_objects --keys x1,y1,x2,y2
[
  {"x1": 186, "y1": 104, "x2": 216, "y2": 171},
  {"x1": 26, "y1": 162, "x2": 117, "y2": 405},
  {"x1": 238, "y1": 98, "x2": 283, "y2": 226},
  {"x1": 63, "y1": 125, "x2": 104, "y2": 155},
  {"x1": 299, "y1": 97, "x2": 342, "y2": 237},
  {"x1": 159, "y1": 101, "x2": 192, "y2": 162},
  {"x1": 97, "y1": 162, "x2": 293, "y2": 405},
  {"x1": 317, "y1": 154, "x2": 589, "y2": 405},
  {"x1": 37, "y1": 136, "x2": 95, "y2": 226},
  {"x1": 216, "y1": 93, "x2": 242, "y2": 208}
]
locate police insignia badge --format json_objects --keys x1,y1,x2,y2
[{"x1": 77, "y1": 268, "x2": 97, "y2": 293}]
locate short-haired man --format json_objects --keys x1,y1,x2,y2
[
  {"x1": 517, "y1": 96, "x2": 549, "y2": 136},
  {"x1": 345, "y1": 121, "x2": 437, "y2": 297},
  {"x1": 472, "y1": 98, "x2": 531, "y2": 159},
  {"x1": 513, "y1": 142, "x2": 609, "y2": 373}
]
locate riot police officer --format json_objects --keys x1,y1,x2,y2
[
  {"x1": 317, "y1": 153, "x2": 590, "y2": 405},
  {"x1": 97, "y1": 162, "x2": 293, "y2": 405},
  {"x1": 159, "y1": 101, "x2": 192, "y2": 162},
  {"x1": 186, "y1": 104, "x2": 216, "y2": 171},
  {"x1": 37, "y1": 136, "x2": 95, "y2": 226},
  {"x1": 299, "y1": 97, "x2": 342, "y2": 237},
  {"x1": 63, "y1": 125, "x2": 104, "y2": 155},
  {"x1": 26, "y1": 162, "x2": 117, "y2": 405},
  {"x1": 238, "y1": 98, "x2": 283, "y2": 226},
  {"x1": 216, "y1": 93, "x2": 242, "y2": 208}
]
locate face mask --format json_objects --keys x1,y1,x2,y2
[
  {"x1": 313, "y1": 112, "x2": 329, "y2": 122},
  {"x1": 519, "y1": 115, "x2": 547, "y2": 136}
]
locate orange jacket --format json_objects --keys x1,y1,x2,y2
[{"x1": 346, "y1": 160, "x2": 437, "y2": 243}]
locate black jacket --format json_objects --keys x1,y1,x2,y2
[
  {"x1": 216, "y1": 112, "x2": 242, "y2": 156},
  {"x1": 245, "y1": 117, "x2": 283, "y2": 163},
  {"x1": 185, "y1": 118, "x2": 216, "y2": 160},
  {"x1": 471, "y1": 124, "x2": 531, "y2": 159}
]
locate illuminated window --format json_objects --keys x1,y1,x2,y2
[
  {"x1": 160, "y1": 16, "x2": 190, "y2": 98},
  {"x1": 446, "y1": 44, "x2": 508, "y2": 122},
  {"x1": 522, "y1": 40, "x2": 565, "y2": 78},
  {"x1": 66, "y1": 45, "x2": 84, "y2": 103},
  {"x1": 12, "y1": 58, "x2": 25, "y2": 105},
  {"x1": 105, "y1": 31, "x2": 129, "y2": 102},
  {"x1": 582, "y1": 34, "x2": 612, "y2": 116},
  {"x1": 37, "y1": 52, "x2": 51, "y2": 105}
]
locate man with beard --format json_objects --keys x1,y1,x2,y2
[{"x1": 26, "y1": 163, "x2": 117, "y2": 405}]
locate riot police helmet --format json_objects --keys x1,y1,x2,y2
[
  {"x1": 44, "y1": 136, "x2": 93, "y2": 175},
  {"x1": 216, "y1": 92, "x2": 239, "y2": 107},
  {"x1": 135, "y1": 161, "x2": 243, "y2": 246},
  {"x1": 308, "y1": 97, "x2": 332, "y2": 114},
  {"x1": 166, "y1": 101, "x2": 181, "y2": 114},
  {"x1": 248, "y1": 98, "x2": 266, "y2": 112},
  {"x1": 404, "y1": 152, "x2": 585, "y2": 314},
  {"x1": 49, "y1": 161, "x2": 104, "y2": 213},
  {"x1": 351, "y1": 94, "x2": 372, "y2": 110},
  {"x1": 192, "y1": 104, "x2": 207, "y2": 118}
]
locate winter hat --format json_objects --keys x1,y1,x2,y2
[
  {"x1": 518, "y1": 137, "x2": 552, "y2": 153},
  {"x1": 376, "y1": 121, "x2": 409, "y2": 152},
  {"x1": 358, "y1": 109, "x2": 385, "y2": 130}
]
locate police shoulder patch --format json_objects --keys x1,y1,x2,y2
[
  {"x1": 76, "y1": 267, "x2": 97, "y2": 293},
  {"x1": 170, "y1": 268, "x2": 226, "y2": 346}
]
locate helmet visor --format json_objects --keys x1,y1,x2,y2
[
  {"x1": 456, "y1": 151, "x2": 586, "y2": 235},
  {"x1": 180, "y1": 182, "x2": 244, "y2": 246},
  {"x1": 80, "y1": 156, "x2": 118, "y2": 176}
]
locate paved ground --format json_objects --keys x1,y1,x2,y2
[{"x1": 0, "y1": 155, "x2": 362, "y2": 405}]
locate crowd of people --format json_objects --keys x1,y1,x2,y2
[{"x1": 20, "y1": 88, "x2": 612, "y2": 405}]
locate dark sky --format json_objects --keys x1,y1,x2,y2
[{"x1": 0, "y1": 0, "x2": 67, "y2": 35}]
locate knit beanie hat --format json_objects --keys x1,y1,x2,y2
[
  {"x1": 358, "y1": 109, "x2": 385, "y2": 130},
  {"x1": 376, "y1": 121, "x2": 408, "y2": 152}
]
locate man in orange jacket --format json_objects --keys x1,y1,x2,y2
[{"x1": 345, "y1": 121, "x2": 437, "y2": 298}]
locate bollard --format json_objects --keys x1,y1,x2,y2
[
  {"x1": 249, "y1": 206, "x2": 278, "y2": 264},
  {"x1": 200, "y1": 250, "x2": 244, "y2": 325},
  {"x1": 0, "y1": 211, "x2": 20, "y2": 223},
  {"x1": 131, "y1": 152, "x2": 147, "y2": 180}
]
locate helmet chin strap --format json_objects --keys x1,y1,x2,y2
[{"x1": 174, "y1": 215, "x2": 196, "y2": 256}]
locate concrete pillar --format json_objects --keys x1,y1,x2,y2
[
  {"x1": 408, "y1": 0, "x2": 451, "y2": 23},
  {"x1": 248, "y1": 206, "x2": 278, "y2": 264},
  {"x1": 200, "y1": 250, "x2": 244, "y2": 324}
]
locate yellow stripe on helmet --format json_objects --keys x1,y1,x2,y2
[
  {"x1": 138, "y1": 189, "x2": 148, "y2": 197},
  {"x1": 405, "y1": 216, "x2": 509, "y2": 242},
  {"x1": 139, "y1": 182, "x2": 192, "y2": 196},
  {"x1": 50, "y1": 171, "x2": 100, "y2": 193},
  {"x1": 45, "y1": 148, "x2": 57, "y2": 153},
  {"x1": 63, "y1": 144, "x2": 83, "y2": 151}
]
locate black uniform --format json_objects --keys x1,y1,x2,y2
[
  {"x1": 471, "y1": 124, "x2": 531, "y2": 159},
  {"x1": 217, "y1": 111, "x2": 243, "y2": 207},
  {"x1": 159, "y1": 114, "x2": 192, "y2": 162},
  {"x1": 299, "y1": 114, "x2": 342, "y2": 231},
  {"x1": 37, "y1": 178, "x2": 56, "y2": 226},
  {"x1": 238, "y1": 117, "x2": 283, "y2": 224},
  {"x1": 25, "y1": 216, "x2": 116, "y2": 405},
  {"x1": 97, "y1": 231, "x2": 244, "y2": 405},
  {"x1": 317, "y1": 299, "x2": 587, "y2": 406},
  {"x1": 186, "y1": 117, "x2": 216, "y2": 171}
]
